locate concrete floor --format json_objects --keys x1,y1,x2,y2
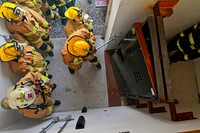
[{"x1": 44, "y1": 37, "x2": 108, "y2": 112}]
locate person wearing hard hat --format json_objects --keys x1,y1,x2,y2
[
  {"x1": 61, "y1": 28, "x2": 101, "y2": 74},
  {"x1": 46, "y1": 0, "x2": 76, "y2": 25},
  {"x1": 0, "y1": 2, "x2": 54, "y2": 56},
  {"x1": 64, "y1": 6, "x2": 95, "y2": 44},
  {"x1": 9, "y1": 0, "x2": 59, "y2": 20},
  {"x1": 0, "y1": 41, "x2": 50, "y2": 74},
  {"x1": 1, "y1": 85, "x2": 60, "y2": 119}
]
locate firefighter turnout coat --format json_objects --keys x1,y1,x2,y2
[
  {"x1": 61, "y1": 28, "x2": 96, "y2": 71},
  {"x1": 16, "y1": 72, "x2": 55, "y2": 119},
  {"x1": 9, "y1": 45, "x2": 48, "y2": 74},
  {"x1": 5, "y1": 6, "x2": 51, "y2": 49}
]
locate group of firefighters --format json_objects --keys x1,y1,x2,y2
[
  {"x1": 1, "y1": 0, "x2": 199, "y2": 120},
  {"x1": 0, "y1": 0, "x2": 101, "y2": 119}
]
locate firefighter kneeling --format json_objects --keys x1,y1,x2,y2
[
  {"x1": 61, "y1": 28, "x2": 101, "y2": 74},
  {"x1": 1, "y1": 72, "x2": 61, "y2": 119}
]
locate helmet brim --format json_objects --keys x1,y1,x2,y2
[{"x1": 0, "y1": 45, "x2": 16, "y2": 61}]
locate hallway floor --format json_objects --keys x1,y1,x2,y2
[{"x1": 45, "y1": 37, "x2": 108, "y2": 112}]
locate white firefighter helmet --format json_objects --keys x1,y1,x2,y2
[{"x1": 7, "y1": 85, "x2": 36, "y2": 109}]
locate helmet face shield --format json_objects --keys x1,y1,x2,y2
[
  {"x1": 77, "y1": 9, "x2": 83, "y2": 19},
  {"x1": 13, "y1": 6, "x2": 25, "y2": 18},
  {"x1": 14, "y1": 42, "x2": 21, "y2": 51},
  {"x1": 0, "y1": 2, "x2": 25, "y2": 21},
  {"x1": 64, "y1": 6, "x2": 84, "y2": 21}
]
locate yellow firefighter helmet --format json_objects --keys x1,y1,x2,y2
[
  {"x1": 0, "y1": 2, "x2": 25, "y2": 21},
  {"x1": 0, "y1": 42, "x2": 22, "y2": 61},
  {"x1": 64, "y1": 6, "x2": 84, "y2": 21},
  {"x1": 1, "y1": 97, "x2": 11, "y2": 110},
  {"x1": 7, "y1": 85, "x2": 36, "y2": 109},
  {"x1": 68, "y1": 36, "x2": 91, "y2": 57}
]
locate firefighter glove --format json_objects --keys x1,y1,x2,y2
[{"x1": 90, "y1": 46, "x2": 97, "y2": 53}]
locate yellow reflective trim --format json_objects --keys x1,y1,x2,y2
[
  {"x1": 43, "y1": 60, "x2": 47, "y2": 67},
  {"x1": 190, "y1": 45, "x2": 195, "y2": 50},
  {"x1": 50, "y1": 4, "x2": 56, "y2": 10},
  {"x1": 44, "y1": 45, "x2": 52, "y2": 52},
  {"x1": 50, "y1": 12, "x2": 54, "y2": 19},
  {"x1": 31, "y1": 38, "x2": 42, "y2": 44},
  {"x1": 180, "y1": 32, "x2": 184, "y2": 37},
  {"x1": 176, "y1": 40, "x2": 184, "y2": 53},
  {"x1": 189, "y1": 33, "x2": 195, "y2": 45},
  {"x1": 73, "y1": 57, "x2": 83, "y2": 65},
  {"x1": 35, "y1": 22, "x2": 39, "y2": 28},
  {"x1": 184, "y1": 54, "x2": 189, "y2": 60},
  {"x1": 40, "y1": 30, "x2": 46, "y2": 37},
  {"x1": 25, "y1": 41, "x2": 29, "y2": 45},
  {"x1": 32, "y1": 55, "x2": 38, "y2": 66},
  {"x1": 24, "y1": 22, "x2": 39, "y2": 36},
  {"x1": 43, "y1": 21, "x2": 48, "y2": 28},
  {"x1": 41, "y1": 75, "x2": 48, "y2": 81},
  {"x1": 37, "y1": 68, "x2": 43, "y2": 72},
  {"x1": 39, "y1": 10, "x2": 43, "y2": 15},
  {"x1": 66, "y1": 0, "x2": 72, "y2": 3},
  {"x1": 27, "y1": 0, "x2": 36, "y2": 7},
  {"x1": 60, "y1": 16, "x2": 66, "y2": 19},
  {"x1": 91, "y1": 61, "x2": 100, "y2": 65},
  {"x1": 30, "y1": 66, "x2": 34, "y2": 72},
  {"x1": 47, "y1": 107, "x2": 53, "y2": 115},
  {"x1": 87, "y1": 23, "x2": 93, "y2": 30},
  {"x1": 194, "y1": 24, "x2": 198, "y2": 29}
]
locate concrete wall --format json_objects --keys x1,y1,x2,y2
[{"x1": 0, "y1": 19, "x2": 22, "y2": 129}]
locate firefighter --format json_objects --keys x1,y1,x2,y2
[
  {"x1": 8, "y1": 0, "x2": 41, "y2": 14},
  {"x1": 47, "y1": 0, "x2": 76, "y2": 25},
  {"x1": 1, "y1": 72, "x2": 60, "y2": 119},
  {"x1": 61, "y1": 28, "x2": 101, "y2": 74},
  {"x1": 0, "y1": 2, "x2": 55, "y2": 56},
  {"x1": 8, "y1": 0, "x2": 59, "y2": 20},
  {"x1": 167, "y1": 23, "x2": 200, "y2": 63},
  {"x1": 0, "y1": 41, "x2": 50, "y2": 74},
  {"x1": 64, "y1": 6, "x2": 95, "y2": 42}
]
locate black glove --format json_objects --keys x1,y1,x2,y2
[{"x1": 90, "y1": 46, "x2": 97, "y2": 53}]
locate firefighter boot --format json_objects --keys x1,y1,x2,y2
[
  {"x1": 52, "y1": 83, "x2": 57, "y2": 91},
  {"x1": 48, "y1": 51, "x2": 54, "y2": 57},
  {"x1": 88, "y1": 0, "x2": 92, "y2": 4},
  {"x1": 61, "y1": 18, "x2": 68, "y2": 25},
  {"x1": 48, "y1": 42, "x2": 54, "y2": 49},
  {"x1": 53, "y1": 12, "x2": 59, "y2": 20},
  {"x1": 45, "y1": 60, "x2": 50, "y2": 66},
  {"x1": 96, "y1": 63, "x2": 101, "y2": 69},
  {"x1": 68, "y1": 67, "x2": 75, "y2": 74},
  {"x1": 44, "y1": 72, "x2": 53, "y2": 79},
  {"x1": 54, "y1": 100, "x2": 61, "y2": 106}
]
